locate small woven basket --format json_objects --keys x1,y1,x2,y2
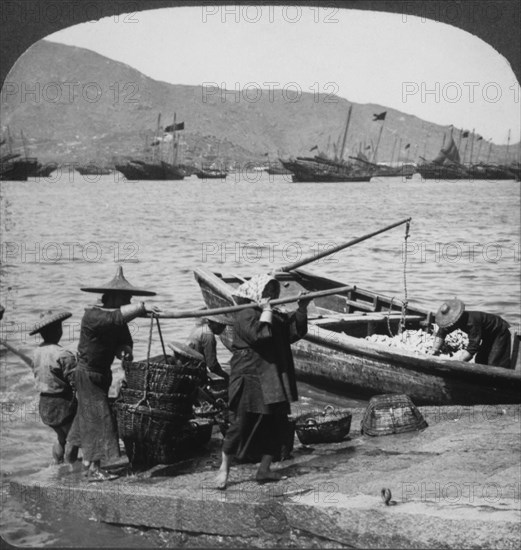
[
  {"x1": 361, "y1": 394, "x2": 428, "y2": 436},
  {"x1": 295, "y1": 405, "x2": 352, "y2": 445}
]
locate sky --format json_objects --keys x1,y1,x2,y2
[{"x1": 44, "y1": 5, "x2": 520, "y2": 144}]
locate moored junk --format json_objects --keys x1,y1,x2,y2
[
  {"x1": 0, "y1": 130, "x2": 43, "y2": 181},
  {"x1": 280, "y1": 105, "x2": 374, "y2": 183},
  {"x1": 417, "y1": 132, "x2": 470, "y2": 180},
  {"x1": 467, "y1": 162, "x2": 518, "y2": 181},
  {"x1": 361, "y1": 394, "x2": 428, "y2": 436},
  {"x1": 114, "y1": 332, "x2": 208, "y2": 469},
  {"x1": 115, "y1": 113, "x2": 186, "y2": 181}
]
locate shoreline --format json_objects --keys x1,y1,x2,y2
[{"x1": 9, "y1": 404, "x2": 521, "y2": 549}]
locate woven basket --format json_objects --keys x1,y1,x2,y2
[
  {"x1": 115, "y1": 401, "x2": 187, "y2": 441},
  {"x1": 116, "y1": 320, "x2": 209, "y2": 469},
  {"x1": 123, "y1": 358, "x2": 204, "y2": 394},
  {"x1": 119, "y1": 388, "x2": 193, "y2": 416},
  {"x1": 119, "y1": 415, "x2": 214, "y2": 467},
  {"x1": 115, "y1": 402, "x2": 189, "y2": 468},
  {"x1": 361, "y1": 394, "x2": 428, "y2": 436},
  {"x1": 295, "y1": 405, "x2": 352, "y2": 445}
]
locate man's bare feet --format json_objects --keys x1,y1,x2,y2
[{"x1": 214, "y1": 470, "x2": 228, "y2": 490}]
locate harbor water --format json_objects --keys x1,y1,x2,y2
[{"x1": 0, "y1": 171, "x2": 519, "y2": 546}]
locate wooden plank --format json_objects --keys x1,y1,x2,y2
[{"x1": 310, "y1": 313, "x2": 424, "y2": 327}]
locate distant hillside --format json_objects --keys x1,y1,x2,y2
[{"x1": 1, "y1": 40, "x2": 518, "y2": 167}]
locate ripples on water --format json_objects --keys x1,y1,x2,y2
[{"x1": 0, "y1": 172, "x2": 519, "y2": 545}]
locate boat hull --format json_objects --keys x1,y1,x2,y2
[
  {"x1": 417, "y1": 164, "x2": 470, "y2": 180},
  {"x1": 292, "y1": 326, "x2": 521, "y2": 405},
  {"x1": 281, "y1": 159, "x2": 372, "y2": 183},
  {"x1": 467, "y1": 165, "x2": 517, "y2": 180},
  {"x1": 115, "y1": 161, "x2": 185, "y2": 180},
  {"x1": 77, "y1": 166, "x2": 112, "y2": 176},
  {"x1": 0, "y1": 158, "x2": 40, "y2": 181},
  {"x1": 195, "y1": 170, "x2": 228, "y2": 179}
]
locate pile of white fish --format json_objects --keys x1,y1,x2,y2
[{"x1": 365, "y1": 328, "x2": 468, "y2": 357}]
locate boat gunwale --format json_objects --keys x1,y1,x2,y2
[{"x1": 301, "y1": 323, "x2": 521, "y2": 384}]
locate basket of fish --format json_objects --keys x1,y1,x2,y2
[{"x1": 295, "y1": 405, "x2": 352, "y2": 445}]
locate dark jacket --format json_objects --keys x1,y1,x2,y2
[
  {"x1": 437, "y1": 311, "x2": 510, "y2": 356},
  {"x1": 76, "y1": 307, "x2": 133, "y2": 373},
  {"x1": 228, "y1": 307, "x2": 307, "y2": 413}
]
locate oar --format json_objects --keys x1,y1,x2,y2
[
  {"x1": 0, "y1": 339, "x2": 33, "y2": 368},
  {"x1": 277, "y1": 217, "x2": 412, "y2": 273},
  {"x1": 150, "y1": 285, "x2": 355, "y2": 319}
]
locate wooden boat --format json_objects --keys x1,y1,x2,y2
[
  {"x1": 76, "y1": 164, "x2": 112, "y2": 176},
  {"x1": 115, "y1": 113, "x2": 186, "y2": 181},
  {"x1": 0, "y1": 157, "x2": 40, "y2": 180},
  {"x1": 195, "y1": 167, "x2": 228, "y2": 179},
  {"x1": 417, "y1": 132, "x2": 471, "y2": 180},
  {"x1": 115, "y1": 159, "x2": 185, "y2": 181},
  {"x1": 279, "y1": 106, "x2": 374, "y2": 183},
  {"x1": 194, "y1": 267, "x2": 521, "y2": 406},
  {"x1": 280, "y1": 157, "x2": 372, "y2": 182}
]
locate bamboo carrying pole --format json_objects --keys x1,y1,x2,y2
[
  {"x1": 0, "y1": 339, "x2": 33, "y2": 368},
  {"x1": 277, "y1": 217, "x2": 412, "y2": 273},
  {"x1": 151, "y1": 285, "x2": 356, "y2": 319}
]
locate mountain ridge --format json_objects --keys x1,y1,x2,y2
[{"x1": 1, "y1": 40, "x2": 518, "y2": 168}]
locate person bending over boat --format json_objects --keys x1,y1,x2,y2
[
  {"x1": 69, "y1": 266, "x2": 159, "y2": 482},
  {"x1": 187, "y1": 314, "x2": 230, "y2": 383},
  {"x1": 29, "y1": 310, "x2": 79, "y2": 464},
  {"x1": 431, "y1": 299, "x2": 511, "y2": 368},
  {"x1": 215, "y1": 274, "x2": 310, "y2": 490}
]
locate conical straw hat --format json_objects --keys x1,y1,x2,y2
[
  {"x1": 435, "y1": 299, "x2": 465, "y2": 328},
  {"x1": 29, "y1": 309, "x2": 72, "y2": 335},
  {"x1": 80, "y1": 266, "x2": 156, "y2": 296}
]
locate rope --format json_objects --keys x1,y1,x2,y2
[
  {"x1": 386, "y1": 297, "x2": 395, "y2": 337},
  {"x1": 135, "y1": 315, "x2": 154, "y2": 410},
  {"x1": 400, "y1": 220, "x2": 410, "y2": 334},
  {"x1": 385, "y1": 220, "x2": 411, "y2": 338},
  {"x1": 155, "y1": 315, "x2": 168, "y2": 362}
]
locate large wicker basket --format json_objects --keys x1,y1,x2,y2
[
  {"x1": 122, "y1": 352, "x2": 204, "y2": 394},
  {"x1": 115, "y1": 319, "x2": 208, "y2": 468},
  {"x1": 115, "y1": 402, "x2": 187, "y2": 442},
  {"x1": 361, "y1": 394, "x2": 428, "y2": 436},
  {"x1": 119, "y1": 387, "x2": 194, "y2": 416},
  {"x1": 116, "y1": 404, "x2": 214, "y2": 467},
  {"x1": 295, "y1": 405, "x2": 352, "y2": 445}
]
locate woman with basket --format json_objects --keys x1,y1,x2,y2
[
  {"x1": 68, "y1": 266, "x2": 159, "y2": 482},
  {"x1": 215, "y1": 273, "x2": 310, "y2": 489}
]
